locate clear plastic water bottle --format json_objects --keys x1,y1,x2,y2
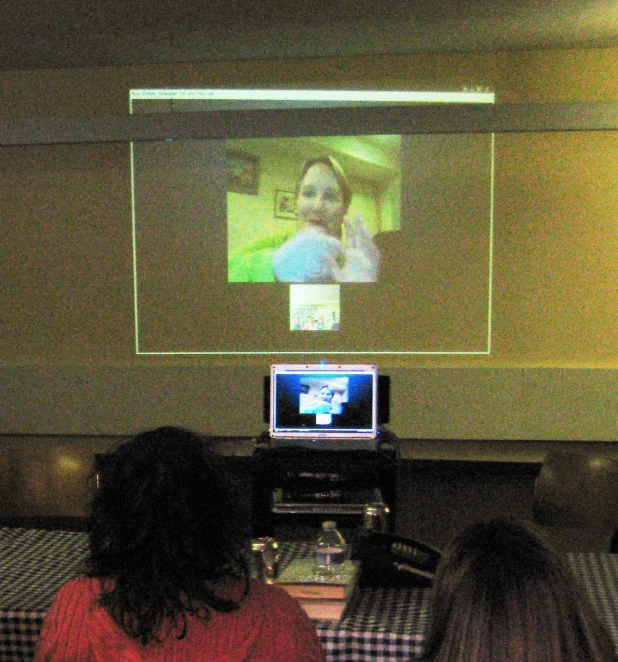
[{"x1": 314, "y1": 520, "x2": 347, "y2": 578}]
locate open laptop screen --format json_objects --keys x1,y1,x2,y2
[{"x1": 270, "y1": 364, "x2": 378, "y2": 440}]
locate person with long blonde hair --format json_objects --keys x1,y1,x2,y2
[{"x1": 425, "y1": 518, "x2": 616, "y2": 662}]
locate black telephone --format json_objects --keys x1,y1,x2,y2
[{"x1": 354, "y1": 531, "x2": 441, "y2": 588}]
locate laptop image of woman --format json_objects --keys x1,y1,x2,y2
[{"x1": 268, "y1": 364, "x2": 379, "y2": 451}]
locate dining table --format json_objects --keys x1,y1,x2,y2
[{"x1": 1, "y1": 526, "x2": 618, "y2": 661}]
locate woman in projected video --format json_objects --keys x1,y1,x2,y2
[
  {"x1": 272, "y1": 155, "x2": 381, "y2": 283},
  {"x1": 301, "y1": 384, "x2": 343, "y2": 414}
]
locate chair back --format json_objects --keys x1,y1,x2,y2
[{"x1": 534, "y1": 451, "x2": 618, "y2": 532}]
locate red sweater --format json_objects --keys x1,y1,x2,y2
[{"x1": 34, "y1": 577, "x2": 326, "y2": 662}]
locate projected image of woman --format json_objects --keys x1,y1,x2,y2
[
  {"x1": 301, "y1": 384, "x2": 343, "y2": 414},
  {"x1": 272, "y1": 156, "x2": 381, "y2": 283}
]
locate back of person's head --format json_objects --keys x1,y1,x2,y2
[
  {"x1": 425, "y1": 518, "x2": 616, "y2": 662},
  {"x1": 88, "y1": 426, "x2": 249, "y2": 643}
]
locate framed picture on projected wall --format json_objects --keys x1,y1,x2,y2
[
  {"x1": 274, "y1": 190, "x2": 297, "y2": 219},
  {"x1": 227, "y1": 150, "x2": 260, "y2": 195}
]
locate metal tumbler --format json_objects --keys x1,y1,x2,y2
[
  {"x1": 362, "y1": 501, "x2": 390, "y2": 532},
  {"x1": 251, "y1": 536, "x2": 280, "y2": 583}
]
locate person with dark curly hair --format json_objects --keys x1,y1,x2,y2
[
  {"x1": 34, "y1": 426, "x2": 326, "y2": 661},
  {"x1": 424, "y1": 518, "x2": 617, "y2": 662}
]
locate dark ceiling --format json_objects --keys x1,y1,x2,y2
[{"x1": 2, "y1": 0, "x2": 618, "y2": 72}]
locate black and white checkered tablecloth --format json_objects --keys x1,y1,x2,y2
[
  {"x1": 1, "y1": 528, "x2": 618, "y2": 662},
  {"x1": 566, "y1": 552, "x2": 618, "y2": 645},
  {"x1": 0, "y1": 528, "x2": 88, "y2": 662},
  {"x1": 0, "y1": 529, "x2": 429, "y2": 662}
]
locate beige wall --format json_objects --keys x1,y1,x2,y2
[{"x1": 1, "y1": 47, "x2": 618, "y2": 443}]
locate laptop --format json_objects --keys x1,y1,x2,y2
[{"x1": 268, "y1": 363, "x2": 379, "y2": 450}]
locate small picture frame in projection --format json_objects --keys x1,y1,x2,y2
[
  {"x1": 274, "y1": 189, "x2": 297, "y2": 219},
  {"x1": 227, "y1": 150, "x2": 260, "y2": 195}
]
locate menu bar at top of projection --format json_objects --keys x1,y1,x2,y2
[{"x1": 129, "y1": 88, "x2": 496, "y2": 104}]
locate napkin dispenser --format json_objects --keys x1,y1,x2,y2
[{"x1": 355, "y1": 531, "x2": 441, "y2": 588}]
